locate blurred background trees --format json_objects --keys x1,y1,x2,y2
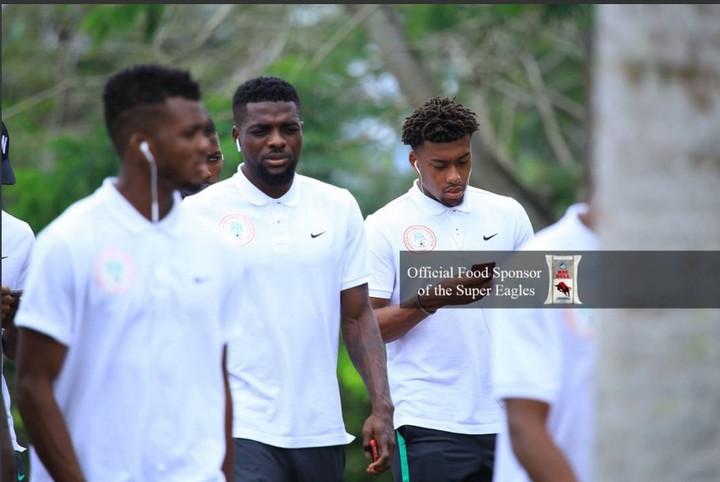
[{"x1": 2, "y1": 5, "x2": 593, "y2": 480}]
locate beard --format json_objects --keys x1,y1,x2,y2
[
  {"x1": 178, "y1": 179, "x2": 205, "y2": 197},
  {"x1": 255, "y1": 157, "x2": 298, "y2": 186}
]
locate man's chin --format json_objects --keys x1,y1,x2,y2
[
  {"x1": 259, "y1": 166, "x2": 296, "y2": 186},
  {"x1": 179, "y1": 182, "x2": 206, "y2": 197}
]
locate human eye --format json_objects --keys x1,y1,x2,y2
[{"x1": 283, "y1": 124, "x2": 300, "y2": 134}]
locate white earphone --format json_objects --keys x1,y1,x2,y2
[
  {"x1": 139, "y1": 141, "x2": 159, "y2": 223},
  {"x1": 414, "y1": 160, "x2": 426, "y2": 193},
  {"x1": 139, "y1": 141, "x2": 155, "y2": 163},
  {"x1": 235, "y1": 138, "x2": 242, "y2": 152}
]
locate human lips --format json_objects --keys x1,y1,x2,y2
[
  {"x1": 444, "y1": 186, "x2": 465, "y2": 200},
  {"x1": 263, "y1": 153, "x2": 291, "y2": 168}
]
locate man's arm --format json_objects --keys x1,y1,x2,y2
[
  {"x1": 1, "y1": 359, "x2": 17, "y2": 482},
  {"x1": 16, "y1": 328, "x2": 86, "y2": 482},
  {"x1": 221, "y1": 345, "x2": 233, "y2": 482},
  {"x1": 504, "y1": 398, "x2": 578, "y2": 482},
  {"x1": 371, "y1": 262, "x2": 495, "y2": 343},
  {"x1": 2, "y1": 285, "x2": 22, "y2": 360},
  {"x1": 340, "y1": 283, "x2": 395, "y2": 475}
]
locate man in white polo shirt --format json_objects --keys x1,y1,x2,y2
[
  {"x1": 364, "y1": 96, "x2": 534, "y2": 482},
  {"x1": 2, "y1": 120, "x2": 35, "y2": 482},
  {"x1": 182, "y1": 75, "x2": 395, "y2": 481},
  {"x1": 491, "y1": 201, "x2": 598, "y2": 482},
  {"x1": 14, "y1": 64, "x2": 244, "y2": 482}
]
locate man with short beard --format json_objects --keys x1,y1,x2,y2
[{"x1": 183, "y1": 76, "x2": 395, "y2": 481}]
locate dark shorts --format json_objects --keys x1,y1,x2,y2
[
  {"x1": 392, "y1": 425, "x2": 496, "y2": 482},
  {"x1": 233, "y1": 438, "x2": 345, "y2": 482},
  {"x1": 15, "y1": 451, "x2": 26, "y2": 481}
]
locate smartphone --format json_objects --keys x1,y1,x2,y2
[
  {"x1": 370, "y1": 438, "x2": 378, "y2": 462},
  {"x1": 471, "y1": 261, "x2": 496, "y2": 276}
]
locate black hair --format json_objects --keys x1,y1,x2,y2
[
  {"x1": 401, "y1": 96, "x2": 479, "y2": 149},
  {"x1": 103, "y1": 64, "x2": 201, "y2": 144},
  {"x1": 231, "y1": 76, "x2": 301, "y2": 123},
  {"x1": 204, "y1": 117, "x2": 218, "y2": 137}
]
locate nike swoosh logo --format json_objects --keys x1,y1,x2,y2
[
  {"x1": 1, "y1": 256, "x2": 7, "y2": 259},
  {"x1": 483, "y1": 233, "x2": 498, "y2": 241},
  {"x1": 18, "y1": 475, "x2": 26, "y2": 481},
  {"x1": 310, "y1": 231, "x2": 326, "y2": 238}
]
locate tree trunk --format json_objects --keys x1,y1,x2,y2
[{"x1": 594, "y1": 5, "x2": 720, "y2": 481}]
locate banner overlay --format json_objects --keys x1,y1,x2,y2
[{"x1": 399, "y1": 251, "x2": 720, "y2": 308}]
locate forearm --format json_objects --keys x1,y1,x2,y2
[
  {"x1": 1, "y1": 391, "x2": 17, "y2": 481},
  {"x1": 341, "y1": 311, "x2": 393, "y2": 411},
  {"x1": 508, "y1": 416, "x2": 577, "y2": 482},
  {"x1": 2, "y1": 324, "x2": 18, "y2": 359},
  {"x1": 222, "y1": 348, "x2": 234, "y2": 482},
  {"x1": 372, "y1": 296, "x2": 430, "y2": 343},
  {"x1": 17, "y1": 382, "x2": 86, "y2": 482}
]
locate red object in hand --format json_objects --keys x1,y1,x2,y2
[{"x1": 370, "y1": 439, "x2": 378, "y2": 462}]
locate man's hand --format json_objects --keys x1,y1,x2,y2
[
  {"x1": 2, "y1": 285, "x2": 21, "y2": 325},
  {"x1": 419, "y1": 261, "x2": 495, "y2": 312},
  {"x1": 362, "y1": 405, "x2": 395, "y2": 475},
  {"x1": 1, "y1": 285, "x2": 22, "y2": 359}
]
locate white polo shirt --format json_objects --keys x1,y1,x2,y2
[
  {"x1": 491, "y1": 203, "x2": 598, "y2": 482},
  {"x1": 2, "y1": 209, "x2": 35, "y2": 452},
  {"x1": 182, "y1": 164, "x2": 371, "y2": 448},
  {"x1": 364, "y1": 181, "x2": 534, "y2": 435},
  {"x1": 15, "y1": 178, "x2": 244, "y2": 482}
]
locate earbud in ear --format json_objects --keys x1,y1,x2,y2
[
  {"x1": 139, "y1": 141, "x2": 155, "y2": 163},
  {"x1": 414, "y1": 160, "x2": 419, "y2": 173},
  {"x1": 235, "y1": 138, "x2": 242, "y2": 153}
]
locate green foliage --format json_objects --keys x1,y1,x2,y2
[
  {"x1": 81, "y1": 5, "x2": 165, "y2": 47},
  {"x1": 1, "y1": 6, "x2": 594, "y2": 481},
  {"x1": 4, "y1": 127, "x2": 118, "y2": 235}
]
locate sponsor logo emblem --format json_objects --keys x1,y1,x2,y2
[
  {"x1": 219, "y1": 214, "x2": 255, "y2": 246},
  {"x1": 403, "y1": 225, "x2": 437, "y2": 253},
  {"x1": 544, "y1": 255, "x2": 582, "y2": 305},
  {"x1": 310, "y1": 231, "x2": 326, "y2": 238},
  {"x1": 483, "y1": 233, "x2": 498, "y2": 241}
]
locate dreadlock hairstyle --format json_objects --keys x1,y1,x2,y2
[
  {"x1": 103, "y1": 64, "x2": 201, "y2": 150},
  {"x1": 401, "y1": 96, "x2": 479, "y2": 150},
  {"x1": 232, "y1": 76, "x2": 301, "y2": 123}
]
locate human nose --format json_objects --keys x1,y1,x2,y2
[
  {"x1": 267, "y1": 128, "x2": 286, "y2": 148},
  {"x1": 447, "y1": 165, "x2": 462, "y2": 183}
]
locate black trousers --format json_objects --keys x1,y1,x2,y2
[
  {"x1": 392, "y1": 425, "x2": 496, "y2": 482},
  {"x1": 233, "y1": 438, "x2": 345, "y2": 482}
]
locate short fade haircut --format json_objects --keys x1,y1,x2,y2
[
  {"x1": 232, "y1": 76, "x2": 301, "y2": 123},
  {"x1": 401, "y1": 96, "x2": 479, "y2": 150},
  {"x1": 103, "y1": 64, "x2": 201, "y2": 148}
]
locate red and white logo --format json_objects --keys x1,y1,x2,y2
[
  {"x1": 220, "y1": 214, "x2": 255, "y2": 246},
  {"x1": 403, "y1": 225, "x2": 437, "y2": 252}
]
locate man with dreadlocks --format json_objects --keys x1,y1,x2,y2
[{"x1": 364, "y1": 96, "x2": 534, "y2": 482}]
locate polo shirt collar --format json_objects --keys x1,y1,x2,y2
[
  {"x1": 234, "y1": 163, "x2": 299, "y2": 207},
  {"x1": 100, "y1": 177, "x2": 184, "y2": 237},
  {"x1": 409, "y1": 180, "x2": 471, "y2": 215}
]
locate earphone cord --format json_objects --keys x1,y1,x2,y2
[{"x1": 149, "y1": 158, "x2": 159, "y2": 223}]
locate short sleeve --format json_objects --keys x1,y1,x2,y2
[
  {"x1": 490, "y1": 308, "x2": 563, "y2": 404},
  {"x1": 14, "y1": 230, "x2": 77, "y2": 347},
  {"x1": 339, "y1": 192, "x2": 372, "y2": 291},
  {"x1": 364, "y1": 213, "x2": 395, "y2": 300}
]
